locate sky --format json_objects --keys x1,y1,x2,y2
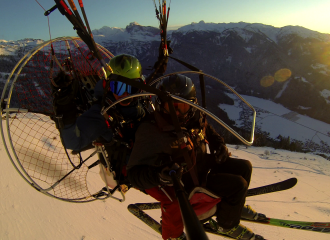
[{"x1": 0, "y1": 0, "x2": 330, "y2": 41}]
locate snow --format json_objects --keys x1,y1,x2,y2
[
  {"x1": 0, "y1": 47, "x2": 15, "y2": 55},
  {"x1": 278, "y1": 26, "x2": 328, "y2": 41},
  {"x1": 234, "y1": 28, "x2": 253, "y2": 42},
  {"x1": 1, "y1": 136, "x2": 330, "y2": 240},
  {"x1": 0, "y1": 39, "x2": 43, "y2": 56},
  {"x1": 298, "y1": 106, "x2": 311, "y2": 110},
  {"x1": 92, "y1": 22, "x2": 160, "y2": 43},
  {"x1": 226, "y1": 56, "x2": 232, "y2": 63},
  {"x1": 219, "y1": 93, "x2": 330, "y2": 146},
  {"x1": 1, "y1": 112, "x2": 330, "y2": 240},
  {"x1": 320, "y1": 89, "x2": 330, "y2": 103},
  {"x1": 244, "y1": 47, "x2": 252, "y2": 53},
  {"x1": 33, "y1": 81, "x2": 46, "y2": 98},
  {"x1": 300, "y1": 77, "x2": 308, "y2": 83},
  {"x1": 311, "y1": 63, "x2": 330, "y2": 76},
  {"x1": 175, "y1": 21, "x2": 329, "y2": 44},
  {"x1": 275, "y1": 79, "x2": 290, "y2": 99},
  {"x1": 2, "y1": 22, "x2": 329, "y2": 56}
]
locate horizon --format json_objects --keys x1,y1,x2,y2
[
  {"x1": 0, "y1": 0, "x2": 330, "y2": 41},
  {"x1": 1, "y1": 20, "x2": 329, "y2": 42}
]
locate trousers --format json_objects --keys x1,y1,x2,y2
[{"x1": 205, "y1": 158, "x2": 252, "y2": 229}]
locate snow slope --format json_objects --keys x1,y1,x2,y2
[
  {"x1": 218, "y1": 93, "x2": 330, "y2": 147},
  {"x1": 1, "y1": 136, "x2": 329, "y2": 240},
  {"x1": 0, "y1": 39, "x2": 43, "y2": 56}
]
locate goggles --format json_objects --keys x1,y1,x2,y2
[
  {"x1": 109, "y1": 76, "x2": 145, "y2": 96},
  {"x1": 163, "y1": 101, "x2": 192, "y2": 116}
]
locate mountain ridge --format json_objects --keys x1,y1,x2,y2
[{"x1": 1, "y1": 21, "x2": 330, "y2": 125}]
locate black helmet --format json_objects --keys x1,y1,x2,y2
[{"x1": 156, "y1": 74, "x2": 197, "y2": 123}]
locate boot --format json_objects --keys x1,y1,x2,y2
[
  {"x1": 209, "y1": 219, "x2": 264, "y2": 240},
  {"x1": 241, "y1": 205, "x2": 267, "y2": 221},
  {"x1": 168, "y1": 232, "x2": 186, "y2": 240}
]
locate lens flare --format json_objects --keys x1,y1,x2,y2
[
  {"x1": 320, "y1": 44, "x2": 330, "y2": 66},
  {"x1": 260, "y1": 75, "x2": 275, "y2": 87},
  {"x1": 275, "y1": 68, "x2": 292, "y2": 82}
]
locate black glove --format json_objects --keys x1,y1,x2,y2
[
  {"x1": 158, "y1": 163, "x2": 183, "y2": 186},
  {"x1": 214, "y1": 144, "x2": 229, "y2": 164},
  {"x1": 166, "y1": 40, "x2": 173, "y2": 54},
  {"x1": 51, "y1": 71, "x2": 79, "y2": 129}
]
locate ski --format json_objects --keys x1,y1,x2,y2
[
  {"x1": 127, "y1": 203, "x2": 162, "y2": 234},
  {"x1": 242, "y1": 217, "x2": 330, "y2": 234},
  {"x1": 247, "y1": 178, "x2": 297, "y2": 197},
  {"x1": 128, "y1": 178, "x2": 298, "y2": 238},
  {"x1": 203, "y1": 222, "x2": 267, "y2": 239},
  {"x1": 127, "y1": 203, "x2": 268, "y2": 240}
]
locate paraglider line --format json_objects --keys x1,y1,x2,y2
[{"x1": 35, "y1": 0, "x2": 52, "y2": 41}]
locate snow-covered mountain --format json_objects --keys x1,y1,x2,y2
[
  {"x1": 91, "y1": 21, "x2": 329, "y2": 45},
  {"x1": 176, "y1": 21, "x2": 329, "y2": 42},
  {"x1": 0, "y1": 38, "x2": 43, "y2": 56},
  {"x1": 3, "y1": 21, "x2": 329, "y2": 122},
  {"x1": 0, "y1": 38, "x2": 44, "y2": 82},
  {"x1": 1, "y1": 21, "x2": 330, "y2": 123}
]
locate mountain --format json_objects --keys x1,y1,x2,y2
[
  {"x1": 93, "y1": 21, "x2": 330, "y2": 124},
  {"x1": 0, "y1": 38, "x2": 43, "y2": 80},
  {"x1": 1, "y1": 21, "x2": 330, "y2": 122},
  {"x1": 0, "y1": 38, "x2": 43, "y2": 57}
]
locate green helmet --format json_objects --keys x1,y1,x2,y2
[{"x1": 108, "y1": 54, "x2": 142, "y2": 79}]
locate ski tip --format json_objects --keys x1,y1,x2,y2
[{"x1": 288, "y1": 177, "x2": 298, "y2": 185}]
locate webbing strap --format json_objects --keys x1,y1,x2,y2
[
  {"x1": 186, "y1": 136, "x2": 199, "y2": 186},
  {"x1": 166, "y1": 98, "x2": 199, "y2": 187}
]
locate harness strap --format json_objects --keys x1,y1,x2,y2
[{"x1": 186, "y1": 136, "x2": 199, "y2": 186}]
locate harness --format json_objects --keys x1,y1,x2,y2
[{"x1": 154, "y1": 111, "x2": 209, "y2": 188}]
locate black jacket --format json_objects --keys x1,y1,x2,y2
[{"x1": 127, "y1": 111, "x2": 225, "y2": 191}]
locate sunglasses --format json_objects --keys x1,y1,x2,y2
[{"x1": 163, "y1": 101, "x2": 192, "y2": 115}]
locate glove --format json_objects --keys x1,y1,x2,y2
[
  {"x1": 51, "y1": 71, "x2": 79, "y2": 129},
  {"x1": 158, "y1": 163, "x2": 183, "y2": 186},
  {"x1": 167, "y1": 41, "x2": 174, "y2": 55},
  {"x1": 214, "y1": 144, "x2": 229, "y2": 164}
]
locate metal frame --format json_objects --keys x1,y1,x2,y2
[
  {"x1": 0, "y1": 37, "x2": 118, "y2": 203},
  {"x1": 104, "y1": 71, "x2": 256, "y2": 146},
  {"x1": 0, "y1": 38, "x2": 256, "y2": 203}
]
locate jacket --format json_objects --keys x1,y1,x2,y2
[
  {"x1": 127, "y1": 110, "x2": 225, "y2": 191},
  {"x1": 127, "y1": 110, "x2": 225, "y2": 239}
]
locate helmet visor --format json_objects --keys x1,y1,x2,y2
[
  {"x1": 163, "y1": 101, "x2": 191, "y2": 116},
  {"x1": 110, "y1": 81, "x2": 140, "y2": 96},
  {"x1": 109, "y1": 75, "x2": 145, "y2": 96}
]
